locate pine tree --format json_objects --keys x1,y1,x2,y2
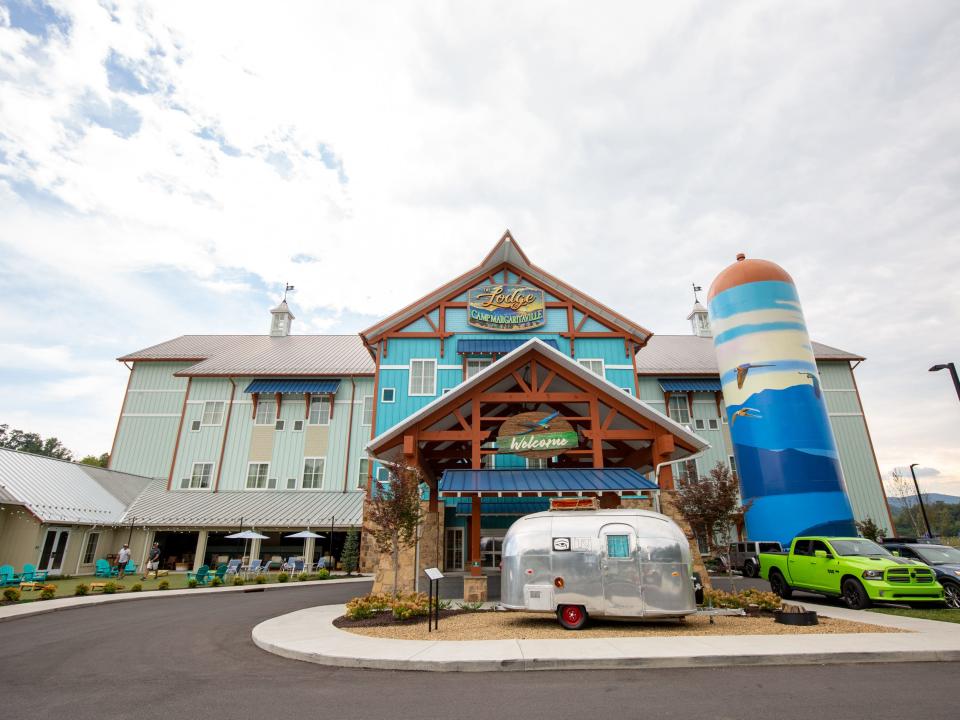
[{"x1": 341, "y1": 526, "x2": 360, "y2": 576}]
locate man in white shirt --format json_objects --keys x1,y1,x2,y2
[{"x1": 117, "y1": 544, "x2": 132, "y2": 579}]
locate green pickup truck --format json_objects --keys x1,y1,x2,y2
[{"x1": 759, "y1": 537, "x2": 944, "y2": 609}]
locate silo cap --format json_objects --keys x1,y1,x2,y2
[
  {"x1": 708, "y1": 255, "x2": 795, "y2": 301},
  {"x1": 736, "y1": 253, "x2": 746, "y2": 261}
]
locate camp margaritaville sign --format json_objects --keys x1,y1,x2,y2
[
  {"x1": 493, "y1": 411, "x2": 579, "y2": 458},
  {"x1": 467, "y1": 284, "x2": 546, "y2": 332}
]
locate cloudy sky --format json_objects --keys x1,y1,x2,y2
[{"x1": 1, "y1": 1, "x2": 957, "y2": 492}]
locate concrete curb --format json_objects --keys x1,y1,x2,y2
[
  {"x1": 0, "y1": 576, "x2": 373, "y2": 623},
  {"x1": 252, "y1": 601, "x2": 960, "y2": 672}
]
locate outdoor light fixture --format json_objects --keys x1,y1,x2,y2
[
  {"x1": 929, "y1": 362, "x2": 960, "y2": 402},
  {"x1": 909, "y1": 463, "x2": 934, "y2": 539}
]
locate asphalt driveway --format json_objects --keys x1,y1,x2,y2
[{"x1": 2, "y1": 580, "x2": 958, "y2": 720}]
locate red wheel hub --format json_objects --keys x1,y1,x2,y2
[{"x1": 562, "y1": 606, "x2": 583, "y2": 624}]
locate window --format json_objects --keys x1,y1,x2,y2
[
  {"x1": 302, "y1": 458, "x2": 325, "y2": 489},
  {"x1": 694, "y1": 418, "x2": 706, "y2": 430},
  {"x1": 190, "y1": 420, "x2": 201, "y2": 432},
  {"x1": 245, "y1": 462, "x2": 270, "y2": 489},
  {"x1": 361, "y1": 396, "x2": 373, "y2": 426},
  {"x1": 695, "y1": 533, "x2": 709, "y2": 554},
  {"x1": 621, "y1": 387, "x2": 633, "y2": 395},
  {"x1": 82, "y1": 532, "x2": 100, "y2": 564},
  {"x1": 293, "y1": 420, "x2": 304, "y2": 432},
  {"x1": 466, "y1": 357, "x2": 493, "y2": 379},
  {"x1": 275, "y1": 419, "x2": 285, "y2": 431},
  {"x1": 182, "y1": 462, "x2": 212, "y2": 489},
  {"x1": 606, "y1": 535, "x2": 630, "y2": 558},
  {"x1": 254, "y1": 400, "x2": 276, "y2": 425},
  {"x1": 668, "y1": 395, "x2": 690, "y2": 424},
  {"x1": 720, "y1": 402, "x2": 728, "y2": 424},
  {"x1": 792, "y1": 539, "x2": 812, "y2": 556},
  {"x1": 308, "y1": 396, "x2": 330, "y2": 425},
  {"x1": 359, "y1": 458, "x2": 370, "y2": 488},
  {"x1": 810, "y1": 540, "x2": 833, "y2": 558},
  {"x1": 381, "y1": 387, "x2": 396, "y2": 403},
  {"x1": 526, "y1": 457, "x2": 549, "y2": 469},
  {"x1": 674, "y1": 459, "x2": 699, "y2": 484},
  {"x1": 375, "y1": 466, "x2": 389, "y2": 484},
  {"x1": 201, "y1": 401, "x2": 225, "y2": 425},
  {"x1": 286, "y1": 478, "x2": 297, "y2": 489},
  {"x1": 708, "y1": 418, "x2": 719, "y2": 430},
  {"x1": 728, "y1": 455, "x2": 737, "y2": 475},
  {"x1": 578, "y1": 359, "x2": 604, "y2": 377},
  {"x1": 409, "y1": 359, "x2": 437, "y2": 396}
]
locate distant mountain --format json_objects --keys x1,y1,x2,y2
[{"x1": 889, "y1": 494, "x2": 960, "y2": 509}]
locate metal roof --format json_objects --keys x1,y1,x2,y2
[
  {"x1": 454, "y1": 498, "x2": 549, "y2": 515},
  {"x1": 0, "y1": 448, "x2": 153, "y2": 525},
  {"x1": 456, "y1": 338, "x2": 559, "y2": 354},
  {"x1": 244, "y1": 379, "x2": 341, "y2": 394},
  {"x1": 118, "y1": 335, "x2": 374, "y2": 376},
  {"x1": 439, "y1": 468, "x2": 659, "y2": 495},
  {"x1": 659, "y1": 378, "x2": 722, "y2": 392},
  {"x1": 635, "y1": 335, "x2": 864, "y2": 375},
  {"x1": 122, "y1": 480, "x2": 364, "y2": 528}
]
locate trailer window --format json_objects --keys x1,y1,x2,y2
[{"x1": 606, "y1": 535, "x2": 630, "y2": 558}]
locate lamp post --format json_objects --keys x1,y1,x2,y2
[
  {"x1": 929, "y1": 363, "x2": 960, "y2": 402},
  {"x1": 908, "y1": 463, "x2": 933, "y2": 539},
  {"x1": 127, "y1": 516, "x2": 136, "y2": 544}
]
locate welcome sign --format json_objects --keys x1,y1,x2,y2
[
  {"x1": 467, "y1": 284, "x2": 546, "y2": 332},
  {"x1": 494, "y1": 411, "x2": 579, "y2": 459}
]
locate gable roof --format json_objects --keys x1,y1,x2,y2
[
  {"x1": 366, "y1": 337, "x2": 708, "y2": 456},
  {"x1": 0, "y1": 448, "x2": 153, "y2": 525},
  {"x1": 634, "y1": 335, "x2": 864, "y2": 375},
  {"x1": 360, "y1": 231, "x2": 653, "y2": 347},
  {"x1": 118, "y1": 335, "x2": 374, "y2": 377}
]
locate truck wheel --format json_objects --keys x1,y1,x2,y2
[
  {"x1": 769, "y1": 571, "x2": 792, "y2": 599},
  {"x1": 841, "y1": 578, "x2": 871, "y2": 610},
  {"x1": 942, "y1": 582, "x2": 960, "y2": 610},
  {"x1": 557, "y1": 605, "x2": 588, "y2": 630},
  {"x1": 743, "y1": 559, "x2": 758, "y2": 578}
]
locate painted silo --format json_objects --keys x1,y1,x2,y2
[{"x1": 707, "y1": 254, "x2": 856, "y2": 546}]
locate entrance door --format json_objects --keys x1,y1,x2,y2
[
  {"x1": 39, "y1": 528, "x2": 71, "y2": 575},
  {"x1": 599, "y1": 523, "x2": 642, "y2": 616},
  {"x1": 480, "y1": 532, "x2": 505, "y2": 571},
  {"x1": 445, "y1": 528, "x2": 464, "y2": 571}
]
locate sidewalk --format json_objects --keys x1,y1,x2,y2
[
  {"x1": 252, "y1": 600, "x2": 960, "y2": 672},
  {"x1": 0, "y1": 576, "x2": 372, "y2": 623}
]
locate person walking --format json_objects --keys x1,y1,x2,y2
[
  {"x1": 141, "y1": 542, "x2": 161, "y2": 580},
  {"x1": 117, "y1": 543, "x2": 132, "y2": 579}
]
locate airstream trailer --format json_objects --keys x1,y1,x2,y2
[{"x1": 500, "y1": 508, "x2": 697, "y2": 629}]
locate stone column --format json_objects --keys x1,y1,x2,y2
[
  {"x1": 193, "y1": 530, "x2": 208, "y2": 571},
  {"x1": 657, "y1": 490, "x2": 711, "y2": 589}
]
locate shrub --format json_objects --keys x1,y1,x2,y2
[
  {"x1": 458, "y1": 601, "x2": 485, "y2": 612},
  {"x1": 391, "y1": 592, "x2": 430, "y2": 620},
  {"x1": 74, "y1": 583, "x2": 90, "y2": 597},
  {"x1": 102, "y1": 582, "x2": 118, "y2": 594},
  {"x1": 345, "y1": 596, "x2": 376, "y2": 620},
  {"x1": 158, "y1": 580, "x2": 170, "y2": 590},
  {"x1": 3, "y1": 588, "x2": 21, "y2": 602},
  {"x1": 40, "y1": 587, "x2": 56, "y2": 600},
  {"x1": 130, "y1": 583, "x2": 142, "y2": 592},
  {"x1": 277, "y1": 572, "x2": 289, "y2": 583},
  {"x1": 315, "y1": 568, "x2": 330, "y2": 580},
  {"x1": 702, "y1": 587, "x2": 782, "y2": 611},
  {"x1": 296, "y1": 572, "x2": 309, "y2": 582},
  {"x1": 254, "y1": 575, "x2": 267, "y2": 584},
  {"x1": 232, "y1": 576, "x2": 245, "y2": 586},
  {"x1": 187, "y1": 579, "x2": 198, "y2": 589},
  {"x1": 210, "y1": 577, "x2": 222, "y2": 587}
]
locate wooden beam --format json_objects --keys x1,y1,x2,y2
[
  {"x1": 511, "y1": 370, "x2": 532, "y2": 394},
  {"x1": 479, "y1": 392, "x2": 592, "y2": 403},
  {"x1": 589, "y1": 397, "x2": 603, "y2": 467},
  {"x1": 583, "y1": 429, "x2": 655, "y2": 441},
  {"x1": 471, "y1": 397, "x2": 482, "y2": 469}
]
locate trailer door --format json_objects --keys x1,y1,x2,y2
[{"x1": 599, "y1": 524, "x2": 643, "y2": 616}]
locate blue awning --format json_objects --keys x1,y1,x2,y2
[
  {"x1": 453, "y1": 498, "x2": 549, "y2": 516},
  {"x1": 659, "y1": 378, "x2": 722, "y2": 392},
  {"x1": 457, "y1": 338, "x2": 559, "y2": 355},
  {"x1": 244, "y1": 379, "x2": 341, "y2": 394},
  {"x1": 439, "y1": 468, "x2": 658, "y2": 496}
]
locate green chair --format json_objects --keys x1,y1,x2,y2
[
  {"x1": 1, "y1": 565, "x2": 22, "y2": 587},
  {"x1": 21, "y1": 564, "x2": 48, "y2": 583},
  {"x1": 122, "y1": 559, "x2": 136, "y2": 575},
  {"x1": 186, "y1": 565, "x2": 210, "y2": 585},
  {"x1": 94, "y1": 559, "x2": 115, "y2": 577},
  {"x1": 213, "y1": 564, "x2": 228, "y2": 582}
]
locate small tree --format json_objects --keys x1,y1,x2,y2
[
  {"x1": 673, "y1": 461, "x2": 751, "y2": 572},
  {"x1": 367, "y1": 460, "x2": 423, "y2": 596},
  {"x1": 855, "y1": 517, "x2": 884, "y2": 542},
  {"x1": 887, "y1": 468, "x2": 924, "y2": 537},
  {"x1": 340, "y1": 526, "x2": 360, "y2": 576}
]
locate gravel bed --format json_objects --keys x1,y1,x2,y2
[{"x1": 340, "y1": 610, "x2": 902, "y2": 641}]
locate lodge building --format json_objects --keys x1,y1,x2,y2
[{"x1": 0, "y1": 232, "x2": 892, "y2": 583}]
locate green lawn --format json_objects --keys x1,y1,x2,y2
[
  {"x1": 7, "y1": 570, "x2": 347, "y2": 601},
  {"x1": 869, "y1": 607, "x2": 960, "y2": 624}
]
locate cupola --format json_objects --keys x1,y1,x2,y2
[{"x1": 269, "y1": 300, "x2": 295, "y2": 337}]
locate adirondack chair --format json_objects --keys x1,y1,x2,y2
[
  {"x1": 20, "y1": 563, "x2": 48, "y2": 583},
  {"x1": 94, "y1": 559, "x2": 116, "y2": 578},
  {"x1": 0, "y1": 565, "x2": 22, "y2": 587},
  {"x1": 123, "y1": 559, "x2": 136, "y2": 575},
  {"x1": 213, "y1": 564, "x2": 228, "y2": 582},
  {"x1": 186, "y1": 565, "x2": 210, "y2": 585}
]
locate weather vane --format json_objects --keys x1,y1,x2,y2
[
  {"x1": 692, "y1": 283, "x2": 702, "y2": 303},
  {"x1": 283, "y1": 283, "x2": 295, "y2": 301}
]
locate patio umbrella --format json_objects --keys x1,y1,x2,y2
[
  {"x1": 226, "y1": 530, "x2": 269, "y2": 565},
  {"x1": 284, "y1": 530, "x2": 325, "y2": 568}
]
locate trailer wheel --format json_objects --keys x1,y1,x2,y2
[{"x1": 557, "y1": 604, "x2": 587, "y2": 630}]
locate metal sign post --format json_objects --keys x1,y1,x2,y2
[{"x1": 425, "y1": 567, "x2": 444, "y2": 632}]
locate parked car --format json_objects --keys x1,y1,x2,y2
[
  {"x1": 727, "y1": 540, "x2": 783, "y2": 578},
  {"x1": 882, "y1": 541, "x2": 960, "y2": 609},
  {"x1": 759, "y1": 536, "x2": 944, "y2": 609}
]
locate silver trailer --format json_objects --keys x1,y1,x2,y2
[{"x1": 501, "y1": 508, "x2": 697, "y2": 629}]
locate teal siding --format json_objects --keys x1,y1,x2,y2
[{"x1": 831, "y1": 415, "x2": 892, "y2": 534}]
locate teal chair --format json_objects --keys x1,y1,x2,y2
[
  {"x1": 20, "y1": 564, "x2": 48, "y2": 583},
  {"x1": 94, "y1": 559, "x2": 115, "y2": 577},
  {"x1": 213, "y1": 564, "x2": 228, "y2": 583},
  {"x1": 186, "y1": 565, "x2": 210, "y2": 585},
  {"x1": 122, "y1": 559, "x2": 136, "y2": 575},
  {"x1": 0, "y1": 565, "x2": 22, "y2": 587}
]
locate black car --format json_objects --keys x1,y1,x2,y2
[{"x1": 882, "y1": 540, "x2": 960, "y2": 608}]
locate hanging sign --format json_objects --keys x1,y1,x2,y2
[
  {"x1": 493, "y1": 411, "x2": 578, "y2": 458},
  {"x1": 467, "y1": 284, "x2": 545, "y2": 332}
]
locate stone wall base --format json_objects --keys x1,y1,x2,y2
[
  {"x1": 365, "y1": 501, "x2": 444, "y2": 596},
  {"x1": 463, "y1": 575, "x2": 488, "y2": 603}
]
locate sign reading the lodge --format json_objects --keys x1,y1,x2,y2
[
  {"x1": 467, "y1": 284, "x2": 546, "y2": 332},
  {"x1": 493, "y1": 411, "x2": 579, "y2": 458}
]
